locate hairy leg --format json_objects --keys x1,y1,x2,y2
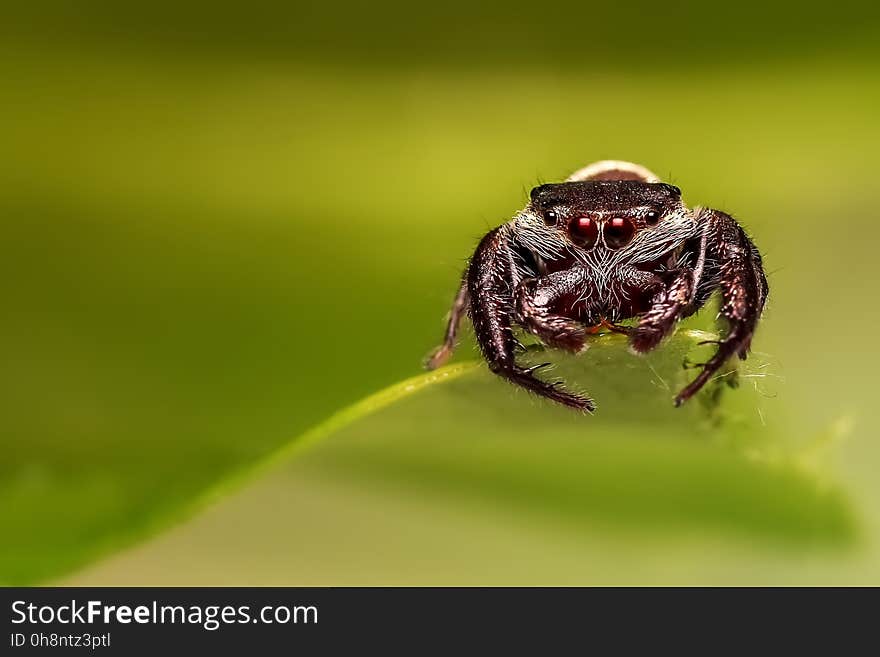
[
  {"x1": 468, "y1": 226, "x2": 595, "y2": 412},
  {"x1": 630, "y1": 268, "x2": 694, "y2": 353},
  {"x1": 515, "y1": 269, "x2": 590, "y2": 352},
  {"x1": 425, "y1": 277, "x2": 469, "y2": 369},
  {"x1": 674, "y1": 209, "x2": 768, "y2": 406}
]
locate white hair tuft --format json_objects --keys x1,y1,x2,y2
[{"x1": 566, "y1": 160, "x2": 661, "y2": 183}]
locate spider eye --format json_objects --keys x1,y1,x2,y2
[
  {"x1": 603, "y1": 217, "x2": 636, "y2": 249},
  {"x1": 569, "y1": 216, "x2": 599, "y2": 248},
  {"x1": 543, "y1": 209, "x2": 558, "y2": 225},
  {"x1": 645, "y1": 210, "x2": 660, "y2": 226}
]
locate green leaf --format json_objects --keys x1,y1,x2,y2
[
  {"x1": 64, "y1": 331, "x2": 857, "y2": 585},
  {"x1": 226, "y1": 330, "x2": 859, "y2": 544},
  {"x1": 3, "y1": 37, "x2": 877, "y2": 586}
]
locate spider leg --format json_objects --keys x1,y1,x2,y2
[
  {"x1": 425, "y1": 276, "x2": 469, "y2": 369},
  {"x1": 515, "y1": 269, "x2": 590, "y2": 353},
  {"x1": 630, "y1": 267, "x2": 694, "y2": 353},
  {"x1": 674, "y1": 209, "x2": 769, "y2": 407},
  {"x1": 469, "y1": 226, "x2": 595, "y2": 412}
]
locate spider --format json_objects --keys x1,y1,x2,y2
[{"x1": 425, "y1": 160, "x2": 768, "y2": 412}]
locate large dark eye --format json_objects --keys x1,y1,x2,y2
[
  {"x1": 569, "y1": 216, "x2": 599, "y2": 248},
  {"x1": 603, "y1": 217, "x2": 636, "y2": 249},
  {"x1": 645, "y1": 210, "x2": 660, "y2": 226},
  {"x1": 543, "y1": 209, "x2": 558, "y2": 225}
]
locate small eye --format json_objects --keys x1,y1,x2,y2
[
  {"x1": 645, "y1": 211, "x2": 660, "y2": 226},
  {"x1": 543, "y1": 209, "x2": 558, "y2": 225}
]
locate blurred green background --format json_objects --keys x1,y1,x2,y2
[{"x1": 2, "y1": 1, "x2": 880, "y2": 585}]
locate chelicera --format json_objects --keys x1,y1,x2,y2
[{"x1": 426, "y1": 160, "x2": 769, "y2": 412}]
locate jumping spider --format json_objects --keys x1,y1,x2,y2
[{"x1": 426, "y1": 160, "x2": 768, "y2": 412}]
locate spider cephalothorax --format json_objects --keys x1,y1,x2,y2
[{"x1": 426, "y1": 160, "x2": 768, "y2": 412}]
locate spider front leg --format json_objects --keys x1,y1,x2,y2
[
  {"x1": 674, "y1": 209, "x2": 768, "y2": 407},
  {"x1": 467, "y1": 226, "x2": 595, "y2": 412},
  {"x1": 630, "y1": 268, "x2": 694, "y2": 353},
  {"x1": 515, "y1": 269, "x2": 590, "y2": 353}
]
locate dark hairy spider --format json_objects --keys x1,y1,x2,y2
[{"x1": 425, "y1": 160, "x2": 768, "y2": 412}]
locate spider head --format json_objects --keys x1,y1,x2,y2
[{"x1": 528, "y1": 181, "x2": 683, "y2": 252}]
